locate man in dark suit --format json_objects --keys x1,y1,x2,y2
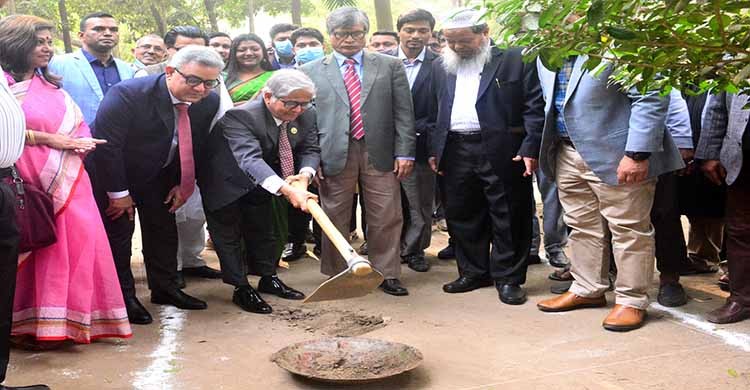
[
  {"x1": 396, "y1": 9, "x2": 438, "y2": 272},
  {"x1": 301, "y1": 7, "x2": 416, "y2": 296},
  {"x1": 92, "y1": 46, "x2": 223, "y2": 322},
  {"x1": 199, "y1": 69, "x2": 319, "y2": 314},
  {"x1": 428, "y1": 9, "x2": 545, "y2": 305}
]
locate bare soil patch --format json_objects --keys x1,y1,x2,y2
[{"x1": 272, "y1": 307, "x2": 387, "y2": 337}]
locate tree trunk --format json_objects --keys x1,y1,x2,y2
[
  {"x1": 247, "y1": 0, "x2": 256, "y2": 33},
  {"x1": 291, "y1": 0, "x2": 302, "y2": 25},
  {"x1": 149, "y1": 3, "x2": 167, "y2": 37},
  {"x1": 7, "y1": 0, "x2": 16, "y2": 14},
  {"x1": 204, "y1": 0, "x2": 220, "y2": 32},
  {"x1": 373, "y1": 0, "x2": 393, "y2": 31},
  {"x1": 58, "y1": 0, "x2": 73, "y2": 53}
]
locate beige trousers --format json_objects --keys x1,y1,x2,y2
[
  {"x1": 319, "y1": 139, "x2": 403, "y2": 279},
  {"x1": 556, "y1": 144, "x2": 656, "y2": 309}
]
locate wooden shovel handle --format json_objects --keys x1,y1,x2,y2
[{"x1": 291, "y1": 180, "x2": 372, "y2": 274}]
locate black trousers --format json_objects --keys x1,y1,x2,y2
[
  {"x1": 0, "y1": 177, "x2": 19, "y2": 383},
  {"x1": 88, "y1": 161, "x2": 137, "y2": 299},
  {"x1": 288, "y1": 202, "x2": 311, "y2": 246},
  {"x1": 726, "y1": 154, "x2": 750, "y2": 306},
  {"x1": 652, "y1": 172, "x2": 689, "y2": 277},
  {"x1": 443, "y1": 135, "x2": 533, "y2": 284},
  {"x1": 206, "y1": 191, "x2": 278, "y2": 288}
]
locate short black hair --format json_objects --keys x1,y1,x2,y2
[
  {"x1": 208, "y1": 32, "x2": 231, "y2": 41},
  {"x1": 396, "y1": 9, "x2": 435, "y2": 31},
  {"x1": 79, "y1": 12, "x2": 115, "y2": 32},
  {"x1": 371, "y1": 31, "x2": 399, "y2": 43},
  {"x1": 290, "y1": 27, "x2": 324, "y2": 46},
  {"x1": 269, "y1": 23, "x2": 298, "y2": 40},
  {"x1": 164, "y1": 26, "x2": 208, "y2": 48}
]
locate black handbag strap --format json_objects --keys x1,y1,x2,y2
[{"x1": 10, "y1": 165, "x2": 25, "y2": 209}]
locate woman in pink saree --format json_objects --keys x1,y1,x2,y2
[{"x1": 0, "y1": 15, "x2": 131, "y2": 347}]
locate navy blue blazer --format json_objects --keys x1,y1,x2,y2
[
  {"x1": 411, "y1": 49, "x2": 438, "y2": 163},
  {"x1": 428, "y1": 46, "x2": 545, "y2": 174},
  {"x1": 91, "y1": 74, "x2": 219, "y2": 206}
]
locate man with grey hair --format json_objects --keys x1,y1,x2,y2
[
  {"x1": 428, "y1": 8, "x2": 545, "y2": 305},
  {"x1": 132, "y1": 34, "x2": 166, "y2": 69},
  {"x1": 92, "y1": 45, "x2": 222, "y2": 319},
  {"x1": 301, "y1": 7, "x2": 416, "y2": 296},
  {"x1": 199, "y1": 69, "x2": 320, "y2": 314}
]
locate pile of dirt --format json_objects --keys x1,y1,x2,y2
[{"x1": 272, "y1": 308, "x2": 387, "y2": 337}]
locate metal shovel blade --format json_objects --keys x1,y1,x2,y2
[{"x1": 303, "y1": 264, "x2": 384, "y2": 303}]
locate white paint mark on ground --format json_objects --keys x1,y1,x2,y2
[
  {"x1": 60, "y1": 369, "x2": 81, "y2": 379},
  {"x1": 132, "y1": 306, "x2": 186, "y2": 390},
  {"x1": 651, "y1": 302, "x2": 750, "y2": 352}
]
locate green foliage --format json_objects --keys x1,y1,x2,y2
[{"x1": 484, "y1": 0, "x2": 750, "y2": 95}]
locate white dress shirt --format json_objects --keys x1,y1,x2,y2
[
  {"x1": 260, "y1": 116, "x2": 316, "y2": 196},
  {"x1": 397, "y1": 47, "x2": 425, "y2": 89},
  {"x1": 449, "y1": 61, "x2": 483, "y2": 132},
  {"x1": 0, "y1": 67, "x2": 26, "y2": 169}
]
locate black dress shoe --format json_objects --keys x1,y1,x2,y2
[
  {"x1": 497, "y1": 283, "x2": 527, "y2": 305},
  {"x1": 657, "y1": 282, "x2": 688, "y2": 307},
  {"x1": 442, "y1": 276, "x2": 492, "y2": 293},
  {"x1": 282, "y1": 242, "x2": 307, "y2": 261},
  {"x1": 233, "y1": 286, "x2": 273, "y2": 314},
  {"x1": 0, "y1": 385, "x2": 51, "y2": 390},
  {"x1": 379, "y1": 279, "x2": 409, "y2": 296},
  {"x1": 550, "y1": 281, "x2": 572, "y2": 295},
  {"x1": 124, "y1": 296, "x2": 153, "y2": 325},
  {"x1": 258, "y1": 275, "x2": 305, "y2": 300},
  {"x1": 313, "y1": 245, "x2": 322, "y2": 256},
  {"x1": 358, "y1": 241, "x2": 368, "y2": 255},
  {"x1": 151, "y1": 289, "x2": 207, "y2": 310},
  {"x1": 437, "y1": 244, "x2": 455, "y2": 260},
  {"x1": 405, "y1": 255, "x2": 430, "y2": 272},
  {"x1": 176, "y1": 271, "x2": 186, "y2": 289},
  {"x1": 547, "y1": 251, "x2": 571, "y2": 268},
  {"x1": 706, "y1": 300, "x2": 750, "y2": 324},
  {"x1": 527, "y1": 254, "x2": 542, "y2": 265},
  {"x1": 182, "y1": 265, "x2": 223, "y2": 279}
]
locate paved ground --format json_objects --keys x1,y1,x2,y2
[{"x1": 5, "y1": 225, "x2": 750, "y2": 389}]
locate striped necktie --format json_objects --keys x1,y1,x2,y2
[
  {"x1": 278, "y1": 121, "x2": 295, "y2": 178},
  {"x1": 343, "y1": 58, "x2": 364, "y2": 140}
]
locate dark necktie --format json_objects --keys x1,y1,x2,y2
[{"x1": 278, "y1": 122, "x2": 295, "y2": 178}]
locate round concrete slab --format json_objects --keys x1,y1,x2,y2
[{"x1": 271, "y1": 337, "x2": 423, "y2": 384}]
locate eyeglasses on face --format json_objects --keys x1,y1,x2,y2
[
  {"x1": 276, "y1": 97, "x2": 313, "y2": 110},
  {"x1": 174, "y1": 68, "x2": 220, "y2": 89},
  {"x1": 332, "y1": 30, "x2": 366, "y2": 40}
]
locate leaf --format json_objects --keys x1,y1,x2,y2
[
  {"x1": 606, "y1": 26, "x2": 638, "y2": 40},
  {"x1": 587, "y1": 0, "x2": 606, "y2": 26},
  {"x1": 728, "y1": 369, "x2": 739, "y2": 378},
  {"x1": 674, "y1": 0, "x2": 691, "y2": 13}
]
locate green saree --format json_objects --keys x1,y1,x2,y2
[{"x1": 228, "y1": 71, "x2": 274, "y2": 104}]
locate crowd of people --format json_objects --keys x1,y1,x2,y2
[{"x1": 0, "y1": 2, "x2": 748, "y2": 389}]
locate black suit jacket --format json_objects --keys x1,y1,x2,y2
[
  {"x1": 198, "y1": 98, "x2": 320, "y2": 212},
  {"x1": 428, "y1": 47, "x2": 545, "y2": 174},
  {"x1": 410, "y1": 49, "x2": 438, "y2": 163},
  {"x1": 91, "y1": 74, "x2": 219, "y2": 207}
]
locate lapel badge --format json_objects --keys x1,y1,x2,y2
[{"x1": 290, "y1": 127, "x2": 298, "y2": 135}]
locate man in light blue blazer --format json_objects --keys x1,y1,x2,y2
[
  {"x1": 48, "y1": 12, "x2": 133, "y2": 125},
  {"x1": 535, "y1": 56, "x2": 683, "y2": 332}
]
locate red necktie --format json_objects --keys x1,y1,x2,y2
[
  {"x1": 174, "y1": 103, "x2": 195, "y2": 199},
  {"x1": 278, "y1": 122, "x2": 295, "y2": 178},
  {"x1": 343, "y1": 58, "x2": 364, "y2": 140}
]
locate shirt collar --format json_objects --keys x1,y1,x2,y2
[
  {"x1": 168, "y1": 88, "x2": 192, "y2": 107},
  {"x1": 333, "y1": 50, "x2": 364, "y2": 66},
  {"x1": 397, "y1": 46, "x2": 425, "y2": 63},
  {"x1": 81, "y1": 48, "x2": 114, "y2": 66}
]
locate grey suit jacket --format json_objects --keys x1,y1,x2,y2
[
  {"x1": 300, "y1": 51, "x2": 416, "y2": 176},
  {"x1": 696, "y1": 92, "x2": 748, "y2": 185},
  {"x1": 198, "y1": 98, "x2": 320, "y2": 212},
  {"x1": 537, "y1": 56, "x2": 684, "y2": 185}
]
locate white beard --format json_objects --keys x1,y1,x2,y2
[{"x1": 441, "y1": 39, "x2": 491, "y2": 75}]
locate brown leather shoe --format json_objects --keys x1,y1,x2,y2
[
  {"x1": 706, "y1": 300, "x2": 750, "y2": 324},
  {"x1": 602, "y1": 304, "x2": 646, "y2": 332},
  {"x1": 537, "y1": 291, "x2": 606, "y2": 312}
]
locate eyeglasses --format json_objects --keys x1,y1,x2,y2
[
  {"x1": 277, "y1": 98, "x2": 313, "y2": 110},
  {"x1": 174, "y1": 68, "x2": 220, "y2": 89},
  {"x1": 332, "y1": 30, "x2": 366, "y2": 40}
]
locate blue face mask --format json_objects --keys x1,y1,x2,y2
[
  {"x1": 274, "y1": 39, "x2": 294, "y2": 57},
  {"x1": 295, "y1": 46, "x2": 325, "y2": 65}
]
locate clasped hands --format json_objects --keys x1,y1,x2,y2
[{"x1": 282, "y1": 174, "x2": 318, "y2": 213}]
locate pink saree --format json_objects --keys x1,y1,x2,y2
[{"x1": 8, "y1": 74, "x2": 131, "y2": 343}]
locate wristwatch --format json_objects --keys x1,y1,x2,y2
[{"x1": 625, "y1": 151, "x2": 651, "y2": 161}]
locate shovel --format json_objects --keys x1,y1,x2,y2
[{"x1": 290, "y1": 180, "x2": 384, "y2": 303}]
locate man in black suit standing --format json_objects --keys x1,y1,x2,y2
[
  {"x1": 92, "y1": 46, "x2": 222, "y2": 321},
  {"x1": 428, "y1": 9, "x2": 545, "y2": 305},
  {"x1": 199, "y1": 69, "x2": 319, "y2": 314},
  {"x1": 396, "y1": 9, "x2": 438, "y2": 272}
]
